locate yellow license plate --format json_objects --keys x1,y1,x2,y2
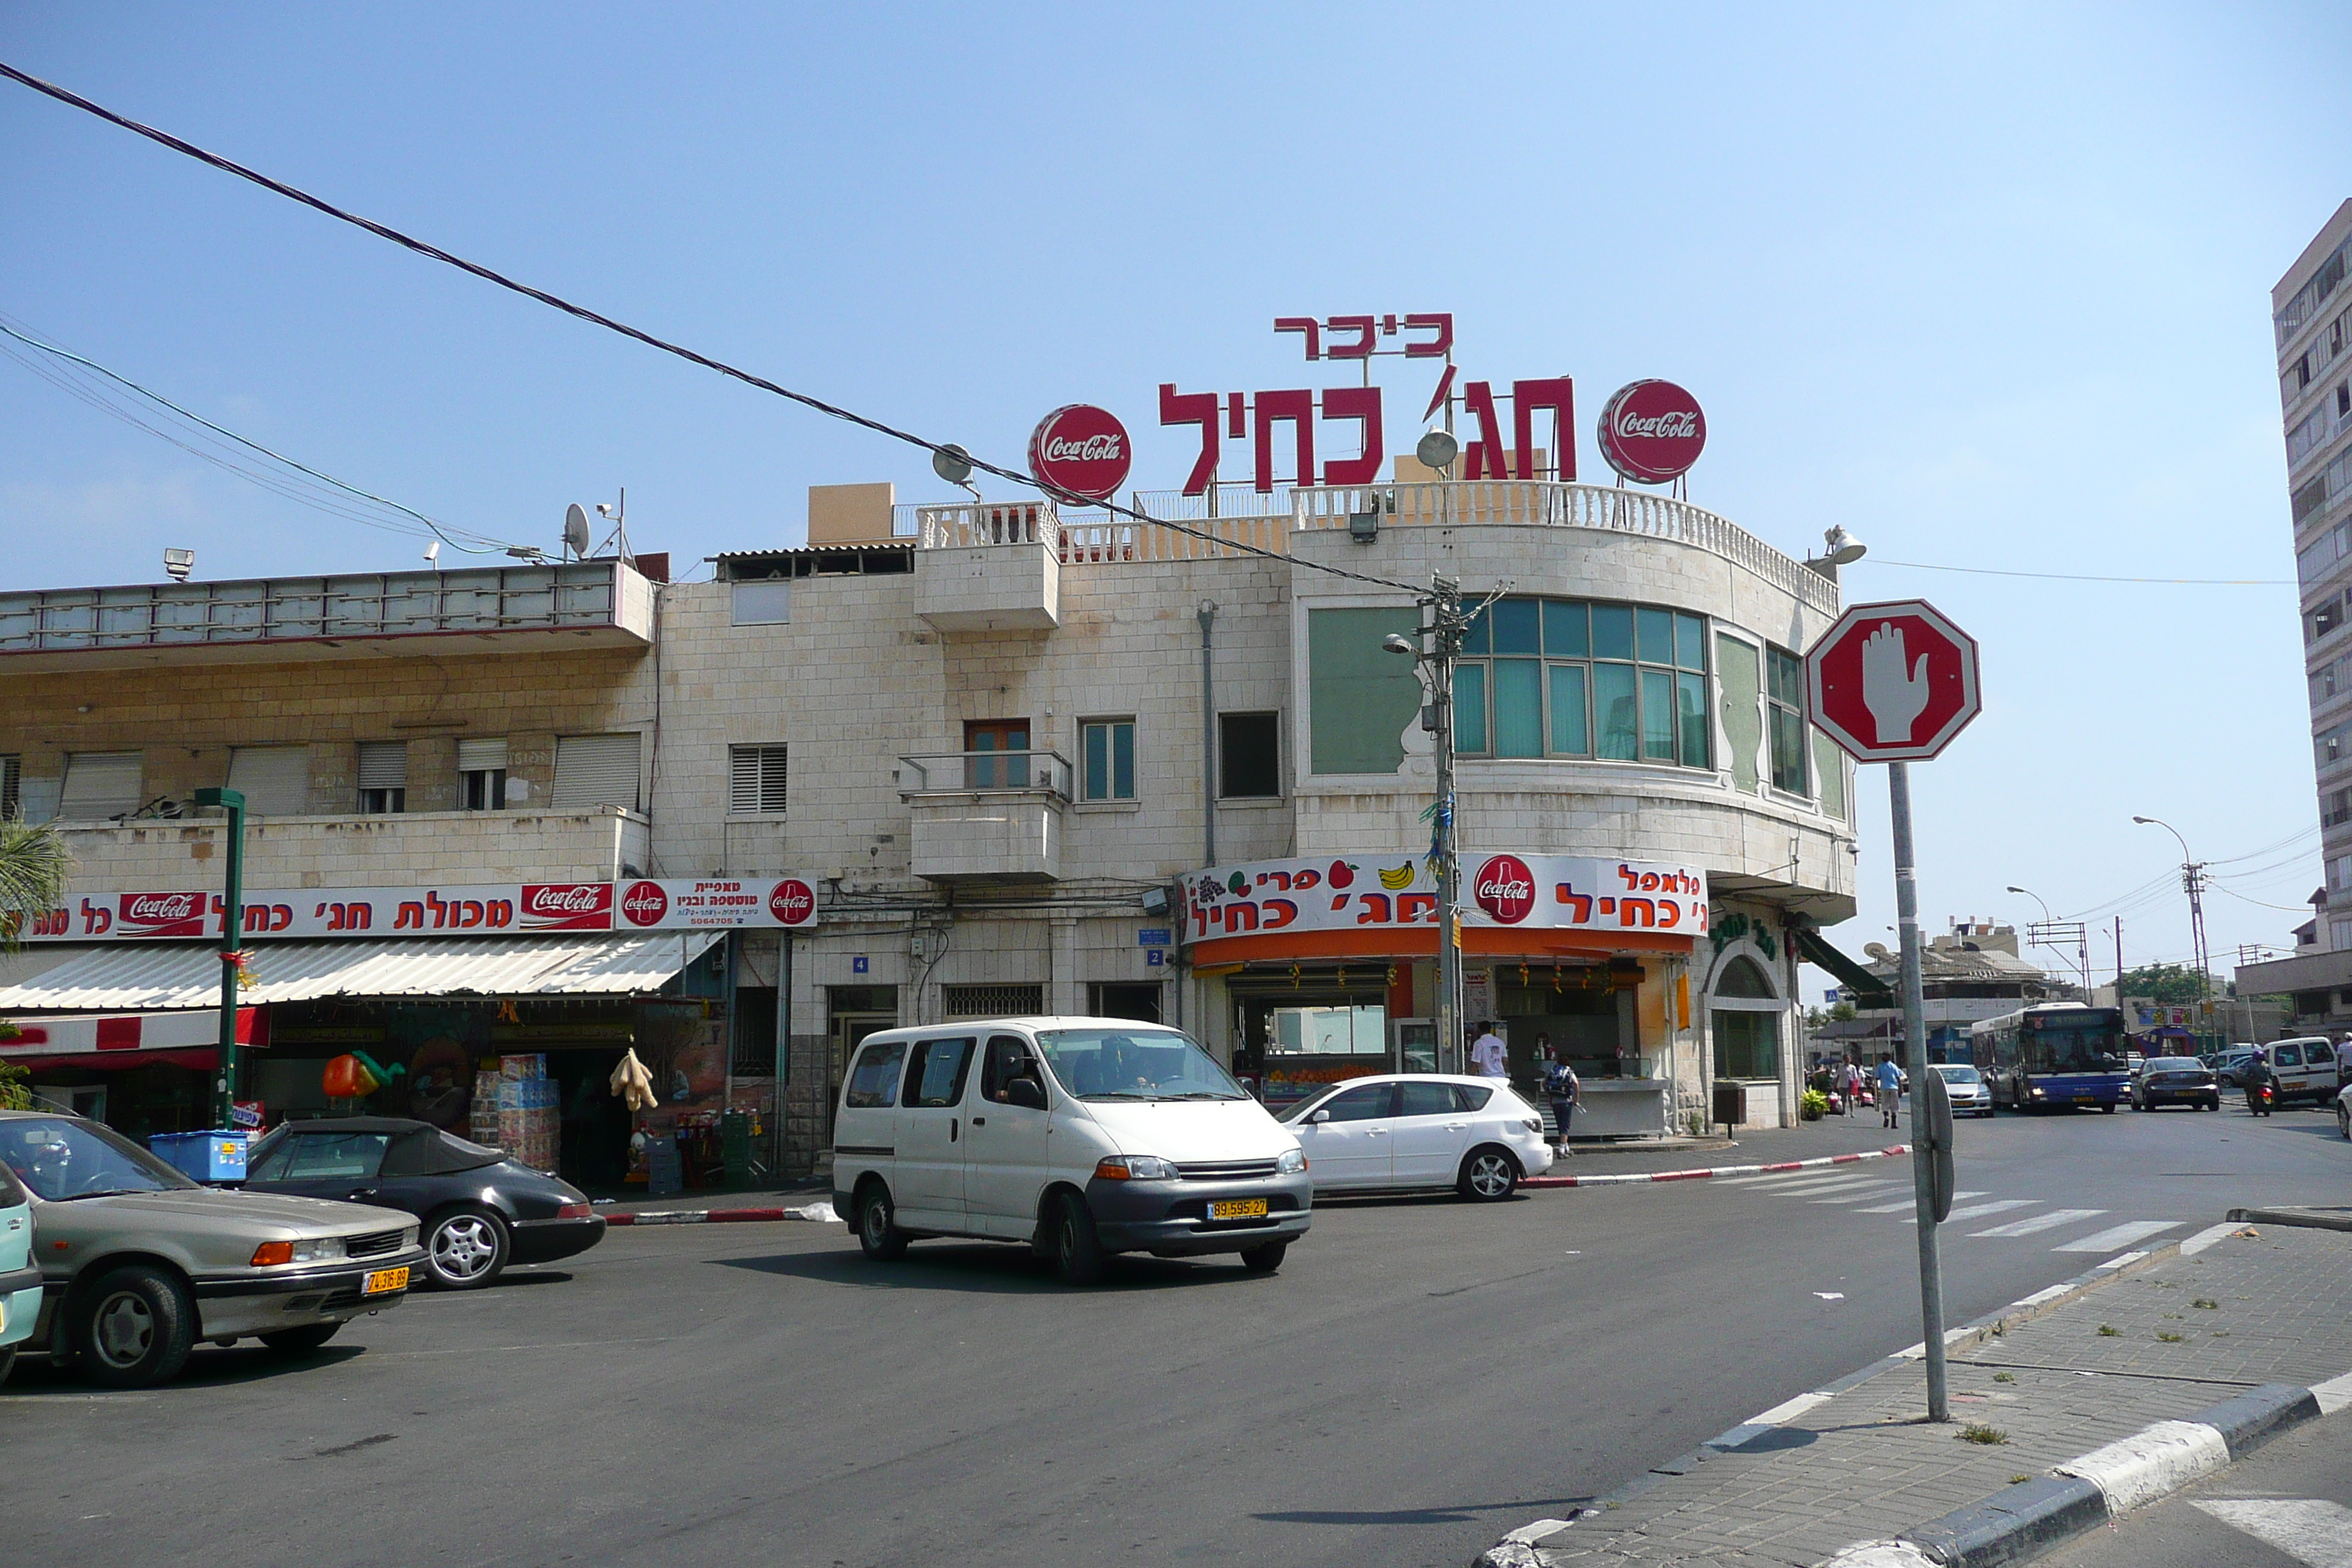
[
  {"x1": 363, "y1": 1266, "x2": 410, "y2": 1295},
  {"x1": 1208, "y1": 1198, "x2": 1269, "y2": 1221}
]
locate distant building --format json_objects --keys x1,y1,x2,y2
[{"x1": 1825, "y1": 919, "x2": 2068, "y2": 1065}]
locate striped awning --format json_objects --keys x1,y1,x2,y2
[{"x1": 0, "y1": 931, "x2": 723, "y2": 1013}]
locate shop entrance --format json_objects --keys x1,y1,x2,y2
[
  {"x1": 1229, "y1": 968, "x2": 1390, "y2": 1114},
  {"x1": 1498, "y1": 964, "x2": 1637, "y2": 1099}
]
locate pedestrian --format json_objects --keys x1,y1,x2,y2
[
  {"x1": 1842, "y1": 1059, "x2": 1864, "y2": 1106},
  {"x1": 1875, "y1": 1052, "x2": 1903, "y2": 1128},
  {"x1": 1470, "y1": 1021, "x2": 1510, "y2": 1079},
  {"x1": 1541, "y1": 1039, "x2": 1580, "y2": 1149}
]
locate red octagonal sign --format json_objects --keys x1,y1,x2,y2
[{"x1": 1804, "y1": 599, "x2": 1981, "y2": 763}]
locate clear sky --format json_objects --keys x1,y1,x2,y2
[{"x1": 4, "y1": 4, "x2": 2348, "y2": 985}]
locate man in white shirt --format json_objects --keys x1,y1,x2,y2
[{"x1": 1470, "y1": 1023, "x2": 1510, "y2": 1079}]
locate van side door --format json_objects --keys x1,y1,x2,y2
[
  {"x1": 962, "y1": 1033, "x2": 1056, "y2": 1237},
  {"x1": 894, "y1": 1036, "x2": 978, "y2": 1229},
  {"x1": 833, "y1": 1039, "x2": 908, "y2": 1188}
]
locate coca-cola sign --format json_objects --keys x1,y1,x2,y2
[
  {"x1": 1596, "y1": 380, "x2": 1706, "y2": 485},
  {"x1": 1028, "y1": 404, "x2": 1133, "y2": 502},
  {"x1": 1473, "y1": 855, "x2": 1537, "y2": 925},
  {"x1": 118, "y1": 891, "x2": 208, "y2": 938},
  {"x1": 618, "y1": 881, "x2": 670, "y2": 927},
  {"x1": 768, "y1": 878, "x2": 816, "y2": 927},
  {"x1": 520, "y1": 883, "x2": 615, "y2": 931}
]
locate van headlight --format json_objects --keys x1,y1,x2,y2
[
  {"x1": 1094, "y1": 1155, "x2": 1180, "y2": 1181},
  {"x1": 1276, "y1": 1148, "x2": 1307, "y2": 1175}
]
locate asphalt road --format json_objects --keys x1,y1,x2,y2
[
  {"x1": 2043, "y1": 1405, "x2": 2352, "y2": 1567},
  {"x1": 4, "y1": 1098, "x2": 2345, "y2": 1568}
]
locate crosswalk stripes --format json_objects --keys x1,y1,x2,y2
[
  {"x1": 1809, "y1": 1183, "x2": 1909, "y2": 1203},
  {"x1": 1855, "y1": 1191, "x2": 1984, "y2": 1213},
  {"x1": 1704, "y1": 1167, "x2": 2193, "y2": 1256},
  {"x1": 1935, "y1": 1199, "x2": 2040, "y2": 1224},
  {"x1": 1969, "y1": 1207, "x2": 2107, "y2": 1237},
  {"x1": 2051, "y1": 1219, "x2": 2185, "y2": 1253}
]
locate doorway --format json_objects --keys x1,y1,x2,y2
[
  {"x1": 1088, "y1": 981, "x2": 1163, "y2": 1023},
  {"x1": 963, "y1": 719, "x2": 1030, "y2": 789}
]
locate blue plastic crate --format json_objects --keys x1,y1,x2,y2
[{"x1": 148, "y1": 1130, "x2": 250, "y2": 1183}]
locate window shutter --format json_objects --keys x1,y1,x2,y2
[
  {"x1": 456, "y1": 737, "x2": 510, "y2": 773},
  {"x1": 730, "y1": 745, "x2": 788, "y2": 814},
  {"x1": 227, "y1": 746, "x2": 312, "y2": 815},
  {"x1": 356, "y1": 742, "x2": 410, "y2": 789},
  {"x1": 552, "y1": 733, "x2": 642, "y2": 811},
  {"x1": 59, "y1": 751, "x2": 143, "y2": 819}
]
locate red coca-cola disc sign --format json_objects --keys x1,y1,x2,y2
[
  {"x1": 769, "y1": 878, "x2": 815, "y2": 927},
  {"x1": 619, "y1": 881, "x2": 669, "y2": 927},
  {"x1": 1028, "y1": 404, "x2": 1132, "y2": 502},
  {"x1": 1473, "y1": 854, "x2": 1537, "y2": 924},
  {"x1": 1597, "y1": 380, "x2": 1705, "y2": 484}
]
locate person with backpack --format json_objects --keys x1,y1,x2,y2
[{"x1": 1541, "y1": 1039, "x2": 1580, "y2": 1150}]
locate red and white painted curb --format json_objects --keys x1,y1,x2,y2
[
  {"x1": 604, "y1": 1200, "x2": 838, "y2": 1226},
  {"x1": 1523, "y1": 1145, "x2": 1910, "y2": 1188}
]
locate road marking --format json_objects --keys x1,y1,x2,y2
[
  {"x1": 1764, "y1": 1175, "x2": 1898, "y2": 1197},
  {"x1": 1748, "y1": 1390, "x2": 1835, "y2": 1425},
  {"x1": 1931, "y1": 1199, "x2": 2039, "y2": 1224},
  {"x1": 1809, "y1": 1183, "x2": 1911, "y2": 1203},
  {"x1": 2054, "y1": 1221, "x2": 2184, "y2": 1253},
  {"x1": 1499, "y1": 1518, "x2": 1577, "y2": 1545},
  {"x1": 2192, "y1": 1499, "x2": 2352, "y2": 1567},
  {"x1": 1970, "y1": 1208, "x2": 2107, "y2": 1237},
  {"x1": 1857, "y1": 1190, "x2": 1985, "y2": 1213},
  {"x1": 2058, "y1": 1419, "x2": 2229, "y2": 1512},
  {"x1": 2313, "y1": 1371, "x2": 2352, "y2": 1415},
  {"x1": 2180, "y1": 1221, "x2": 2242, "y2": 1256}
]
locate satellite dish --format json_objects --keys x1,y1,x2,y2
[
  {"x1": 563, "y1": 503, "x2": 592, "y2": 559},
  {"x1": 932, "y1": 444, "x2": 974, "y2": 486},
  {"x1": 1416, "y1": 429, "x2": 1460, "y2": 472}
]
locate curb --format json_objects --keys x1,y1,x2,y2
[
  {"x1": 2226, "y1": 1204, "x2": 2352, "y2": 1233},
  {"x1": 1523, "y1": 1145, "x2": 1909, "y2": 1188},
  {"x1": 605, "y1": 1202, "x2": 837, "y2": 1226}
]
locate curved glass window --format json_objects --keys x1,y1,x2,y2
[{"x1": 1458, "y1": 598, "x2": 1711, "y2": 768}]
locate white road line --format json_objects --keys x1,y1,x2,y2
[
  {"x1": 1811, "y1": 1183, "x2": 1912, "y2": 1204},
  {"x1": 2053, "y1": 1220, "x2": 2185, "y2": 1254},
  {"x1": 1763, "y1": 1176, "x2": 1895, "y2": 1197},
  {"x1": 2313, "y1": 1371, "x2": 2352, "y2": 1416},
  {"x1": 2192, "y1": 1499, "x2": 2352, "y2": 1567},
  {"x1": 1929, "y1": 1199, "x2": 2039, "y2": 1224},
  {"x1": 2180, "y1": 1221, "x2": 2242, "y2": 1256},
  {"x1": 1857, "y1": 1190, "x2": 1984, "y2": 1213},
  {"x1": 1969, "y1": 1207, "x2": 2108, "y2": 1237},
  {"x1": 1716, "y1": 1169, "x2": 1840, "y2": 1186}
]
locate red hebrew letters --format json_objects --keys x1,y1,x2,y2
[
  {"x1": 1462, "y1": 381, "x2": 1509, "y2": 478},
  {"x1": 1254, "y1": 389, "x2": 1316, "y2": 492},
  {"x1": 1158, "y1": 383, "x2": 1219, "y2": 497},
  {"x1": 1513, "y1": 377, "x2": 1575, "y2": 481},
  {"x1": 1402, "y1": 313, "x2": 1453, "y2": 358},
  {"x1": 1273, "y1": 317, "x2": 1321, "y2": 359},
  {"x1": 1324, "y1": 315, "x2": 1376, "y2": 358},
  {"x1": 1320, "y1": 386, "x2": 1384, "y2": 486}
]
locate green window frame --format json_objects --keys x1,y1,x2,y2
[
  {"x1": 1080, "y1": 718, "x2": 1135, "y2": 802},
  {"x1": 1766, "y1": 647, "x2": 1809, "y2": 796},
  {"x1": 1455, "y1": 597, "x2": 1711, "y2": 769}
]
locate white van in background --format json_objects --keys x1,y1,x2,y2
[{"x1": 829, "y1": 1018, "x2": 1311, "y2": 1284}]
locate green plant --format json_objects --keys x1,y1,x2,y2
[
  {"x1": 2097, "y1": 1325, "x2": 2120, "y2": 1337},
  {"x1": 2010, "y1": 1474, "x2": 2032, "y2": 1485},
  {"x1": 1801, "y1": 1088, "x2": 1831, "y2": 1118},
  {"x1": 2157, "y1": 1331, "x2": 2185, "y2": 1343},
  {"x1": 1956, "y1": 1424, "x2": 2009, "y2": 1445},
  {"x1": 1993, "y1": 1372, "x2": 2016, "y2": 1384},
  {"x1": 0, "y1": 1060, "x2": 30, "y2": 1112},
  {"x1": 0, "y1": 818, "x2": 72, "y2": 953},
  {"x1": 2193, "y1": 1299, "x2": 2218, "y2": 1310}
]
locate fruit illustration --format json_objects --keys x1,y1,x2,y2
[
  {"x1": 1377, "y1": 862, "x2": 1417, "y2": 891},
  {"x1": 1228, "y1": 870, "x2": 1249, "y2": 896},
  {"x1": 1327, "y1": 860, "x2": 1357, "y2": 890}
]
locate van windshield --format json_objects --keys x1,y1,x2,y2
[{"x1": 1034, "y1": 1028, "x2": 1247, "y2": 1102}]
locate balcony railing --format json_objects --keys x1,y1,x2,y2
[{"x1": 897, "y1": 750, "x2": 1072, "y2": 799}]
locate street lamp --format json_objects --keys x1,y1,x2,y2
[
  {"x1": 192, "y1": 786, "x2": 246, "y2": 1128},
  {"x1": 2132, "y1": 815, "x2": 2212, "y2": 1039},
  {"x1": 2004, "y1": 885, "x2": 2052, "y2": 926},
  {"x1": 1386, "y1": 584, "x2": 1474, "y2": 1073}
]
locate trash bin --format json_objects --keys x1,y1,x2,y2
[
  {"x1": 148, "y1": 1130, "x2": 251, "y2": 1183},
  {"x1": 1711, "y1": 1082, "x2": 1746, "y2": 1136}
]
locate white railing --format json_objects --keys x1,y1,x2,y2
[
  {"x1": 897, "y1": 750, "x2": 1072, "y2": 800},
  {"x1": 916, "y1": 501, "x2": 1059, "y2": 551}
]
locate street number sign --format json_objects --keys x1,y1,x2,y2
[{"x1": 1804, "y1": 599, "x2": 1981, "y2": 763}]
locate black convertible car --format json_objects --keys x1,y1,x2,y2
[{"x1": 242, "y1": 1117, "x2": 604, "y2": 1289}]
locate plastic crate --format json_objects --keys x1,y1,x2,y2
[{"x1": 148, "y1": 1130, "x2": 251, "y2": 1183}]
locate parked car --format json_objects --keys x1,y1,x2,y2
[
  {"x1": 1276, "y1": 1074, "x2": 1556, "y2": 1199},
  {"x1": 2338, "y1": 1081, "x2": 2351, "y2": 1142},
  {"x1": 2130, "y1": 1056, "x2": 2221, "y2": 1112},
  {"x1": 829, "y1": 1017, "x2": 1310, "y2": 1284},
  {"x1": 1929, "y1": 1063, "x2": 1994, "y2": 1117},
  {"x1": 2258, "y1": 1039, "x2": 2342, "y2": 1108},
  {"x1": 0, "y1": 1110, "x2": 424, "y2": 1388},
  {"x1": 2208, "y1": 1047, "x2": 2261, "y2": 1088},
  {"x1": 241, "y1": 1116, "x2": 603, "y2": 1291},
  {"x1": 0, "y1": 1158, "x2": 39, "y2": 1386}
]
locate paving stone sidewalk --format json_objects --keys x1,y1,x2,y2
[{"x1": 1498, "y1": 1226, "x2": 2352, "y2": 1568}]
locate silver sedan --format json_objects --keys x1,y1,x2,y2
[{"x1": 0, "y1": 1111, "x2": 426, "y2": 1388}]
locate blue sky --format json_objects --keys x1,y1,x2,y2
[{"x1": 3, "y1": 4, "x2": 2347, "y2": 979}]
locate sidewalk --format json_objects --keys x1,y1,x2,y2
[
  {"x1": 593, "y1": 1180, "x2": 832, "y2": 1221},
  {"x1": 1480, "y1": 1223, "x2": 2352, "y2": 1568}
]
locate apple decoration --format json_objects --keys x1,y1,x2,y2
[{"x1": 1327, "y1": 860, "x2": 1357, "y2": 890}]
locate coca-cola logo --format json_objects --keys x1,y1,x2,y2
[
  {"x1": 1597, "y1": 380, "x2": 1706, "y2": 485},
  {"x1": 619, "y1": 881, "x2": 669, "y2": 927},
  {"x1": 529, "y1": 885, "x2": 605, "y2": 914},
  {"x1": 125, "y1": 893, "x2": 200, "y2": 922},
  {"x1": 1028, "y1": 404, "x2": 1133, "y2": 501},
  {"x1": 520, "y1": 883, "x2": 614, "y2": 930},
  {"x1": 768, "y1": 878, "x2": 815, "y2": 926},
  {"x1": 1473, "y1": 855, "x2": 1537, "y2": 925}
]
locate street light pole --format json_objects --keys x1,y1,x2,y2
[
  {"x1": 193, "y1": 785, "x2": 246, "y2": 1128},
  {"x1": 1388, "y1": 576, "x2": 1471, "y2": 1074},
  {"x1": 2133, "y1": 815, "x2": 2210, "y2": 1043}
]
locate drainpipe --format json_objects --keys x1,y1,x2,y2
[{"x1": 1198, "y1": 600, "x2": 1218, "y2": 867}]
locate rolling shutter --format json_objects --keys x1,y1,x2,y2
[
  {"x1": 356, "y1": 742, "x2": 410, "y2": 790},
  {"x1": 59, "y1": 751, "x2": 143, "y2": 820},
  {"x1": 227, "y1": 746, "x2": 312, "y2": 816},
  {"x1": 456, "y1": 737, "x2": 510, "y2": 772},
  {"x1": 729, "y1": 745, "x2": 788, "y2": 815},
  {"x1": 552, "y1": 733, "x2": 641, "y2": 812}
]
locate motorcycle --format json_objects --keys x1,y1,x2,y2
[{"x1": 2247, "y1": 1080, "x2": 2274, "y2": 1117}]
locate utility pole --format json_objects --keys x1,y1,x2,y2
[
  {"x1": 2133, "y1": 817, "x2": 2209, "y2": 1048},
  {"x1": 1387, "y1": 576, "x2": 1472, "y2": 1074},
  {"x1": 193, "y1": 785, "x2": 246, "y2": 1128}
]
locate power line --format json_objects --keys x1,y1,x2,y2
[
  {"x1": 0, "y1": 60, "x2": 1424, "y2": 596},
  {"x1": 1866, "y1": 559, "x2": 2291, "y2": 587}
]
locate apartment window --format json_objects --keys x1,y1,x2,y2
[
  {"x1": 2313, "y1": 595, "x2": 2345, "y2": 644},
  {"x1": 1766, "y1": 647, "x2": 1809, "y2": 796},
  {"x1": 1218, "y1": 712, "x2": 1281, "y2": 799},
  {"x1": 226, "y1": 745, "x2": 311, "y2": 816},
  {"x1": 2300, "y1": 521, "x2": 2352, "y2": 586},
  {"x1": 2329, "y1": 853, "x2": 2352, "y2": 894},
  {"x1": 0, "y1": 753, "x2": 18, "y2": 818},
  {"x1": 1456, "y1": 598, "x2": 1711, "y2": 768},
  {"x1": 2340, "y1": 383, "x2": 2351, "y2": 420},
  {"x1": 729, "y1": 744, "x2": 789, "y2": 815},
  {"x1": 2325, "y1": 788, "x2": 2352, "y2": 829},
  {"x1": 551, "y1": 733, "x2": 642, "y2": 813},
  {"x1": 2290, "y1": 405, "x2": 2330, "y2": 467},
  {"x1": 2321, "y1": 721, "x2": 2352, "y2": 772},
  {"x1": 58, "y1": 750, "x2": 144, "y2": 821},
  {"x1": 1079, "y1": 720, "x2": 1135, "y2": 802},
  {"x1": 730, "y1": 580, "x2": 791, "y2": 626},
  {"x1": 356, "y1": 741, "x2": 408, "y2": 815},
  {"x1": 940, "y1": 984, "x2": 1044, "y2": 1021},
  {"x1": 1305, "y1": 608, "x2": 1424, "y2": 775},
  {"x1": 458, "y1": 737, "x2": 509, "y2": 811}
]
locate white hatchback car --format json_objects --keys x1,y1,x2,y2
[
  {"x1": 1929, "y1": 1062, "x2": 1994, "y2": 1117},
  {"x1": 1275, "y1": 1074, "x2": 1553, "y2": 1200}
]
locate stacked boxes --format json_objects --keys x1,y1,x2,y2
[{"x1": 489, "y1": 1054, "x2": 561, "y2": 1172}]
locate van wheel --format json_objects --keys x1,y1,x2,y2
[
  {"x1": 857, "y1": 1184, "x2": 908, "y2": 1261},
  {"x1": 1458, "y1": 1146, "x2": 1520, "y2": 1202},
  {"x1": 74, "y1": 1264, "x2": 195, "y2": 1389},
  {"x1": 1052, "y1": 1192, "x2": 1104, "y2": 1286},
  {"x1": 1239, "y1": 1240, "x2": 1287, "y2": 1273}
]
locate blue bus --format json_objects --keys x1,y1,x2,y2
[{"x1": 1968, "y1": 1003, "x2": 2130, "y2": 1112}]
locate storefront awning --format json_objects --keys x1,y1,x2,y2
[
  {"x1": 1791, "y1": 925, "x2": 1896, "y2": 1008},
  {"x1": 2, "y1": 1007, "x2": 264, "y2": 1059},
  {"x1": 0, "y1": 931, "x2": 725, "y2": 1013}
]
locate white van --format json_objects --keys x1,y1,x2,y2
[
  {"x1": 829, "y1": 1017, "x2": 1310, "y2": 1284},
  {"x1": 2261, "y1": 1038, "x2": 2343, "y2": 1107}
]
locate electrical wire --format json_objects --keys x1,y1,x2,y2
[
  {"x1": 2208, "y1": 883, "x2": 2321, "y2": 914},
  {"x1": 1865, "y1": 559, "x2": 2291, "y2": 587},
  {"x1": 0, "y1": 61, "x2": 1426, "y2": 597},
  {"x1": 0, "y1": 314, "x2": 510, "y2": 554}
]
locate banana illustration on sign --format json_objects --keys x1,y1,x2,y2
[{"x1": 1377, "y1": 862, "x2": 1417, "y2": 891}]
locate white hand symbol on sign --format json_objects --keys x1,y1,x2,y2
[{"x1": 1861, "y1": 622, "x2": 1931, "y2": 745}]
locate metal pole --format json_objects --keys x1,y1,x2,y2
[
  {"x1": 1889, "y1": 761, "x2": 1948, "y2": 1422},
  {"x1": 195, "y1": 786, "x2": 246, "y2": 1129},
  {"x1": 1198, "y1": 601, "x2": 1218, "y2": 868},
  {"x1": 774, "y1": 932, "x2": 791, "y2": 1180},
  {"x1": 1433, "y1": 603, "x2": 1461, "y2": 1077}
]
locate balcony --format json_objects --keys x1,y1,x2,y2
[
  {"x1": 48, "y1": 807, "x2": 651, "y2": 896},
  {"x1": 898, "y1": 751, "x2": 1068, "y2": 883},
  {"x1": 913, "y1": 503, "x2": 1060, "y2": 633},
  {"x1": 0, "y1": 560, "x2": 655, "y2": 673}
]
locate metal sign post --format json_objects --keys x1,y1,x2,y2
[
  {"x1": 1805, "y1": 600, "x2": 1982, "y2": 1425},
  {"x1": 193, "y1": 785, "x2": 246, "y2": 1129}
]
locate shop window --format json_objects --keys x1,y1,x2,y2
[
  {"x1": 1220, "y1": 712, "x2": 1281, "y2": 799},
  {"x1": 59, "y1": 750, "x2": 143, "y2": 821},
  {"x1": 1716, "y1": 957, "x2": 1778, "y2": 998},
  {"x1": 940, "y1": 983, "x2": 1044, "y2": 1020},
  {"x1": 1713, "y1": 1011, "x2": 1780, "y2": 1079},
  {"x1": 552, "y1": 732, "x2": 641, "y2": 813},
  {"x1": 459, "y1": 737, "x2": 509, "y2": 812},
  {"x1": 844, "y1": 1041, "x2": 907, "y2": 1108},
  {"x1": 1307, "y1": 607, "x2": 1423, "y2": 774},
  {"x1": 1269, "y1": 1003, "x2": 1385, "y2": 1055},
  {"x1": 0, "y1": 753, "x2": 18, "y2": 818},
  {"x1": 1766, "y1": 647, "x2": 1809, "y2": 796},
  {"x1": 733, "y1": 987, "x2": 779, "y2": 1075},
  {"x1": 902, "y1": 1037, "x2": 976, "y2": 1108},
  {"x1": 730, "y1": 744, "x2": 789, "y2": 815},
  {"x1": 1457, "y1": 598, "x2": 1711, "y2": 768},
  {"x1": 1080, "y1": 719, "x2": 1136, "y2": 802},
  {"x1": 355, "y1": 741, "x2": 407, "y2": 815}
]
